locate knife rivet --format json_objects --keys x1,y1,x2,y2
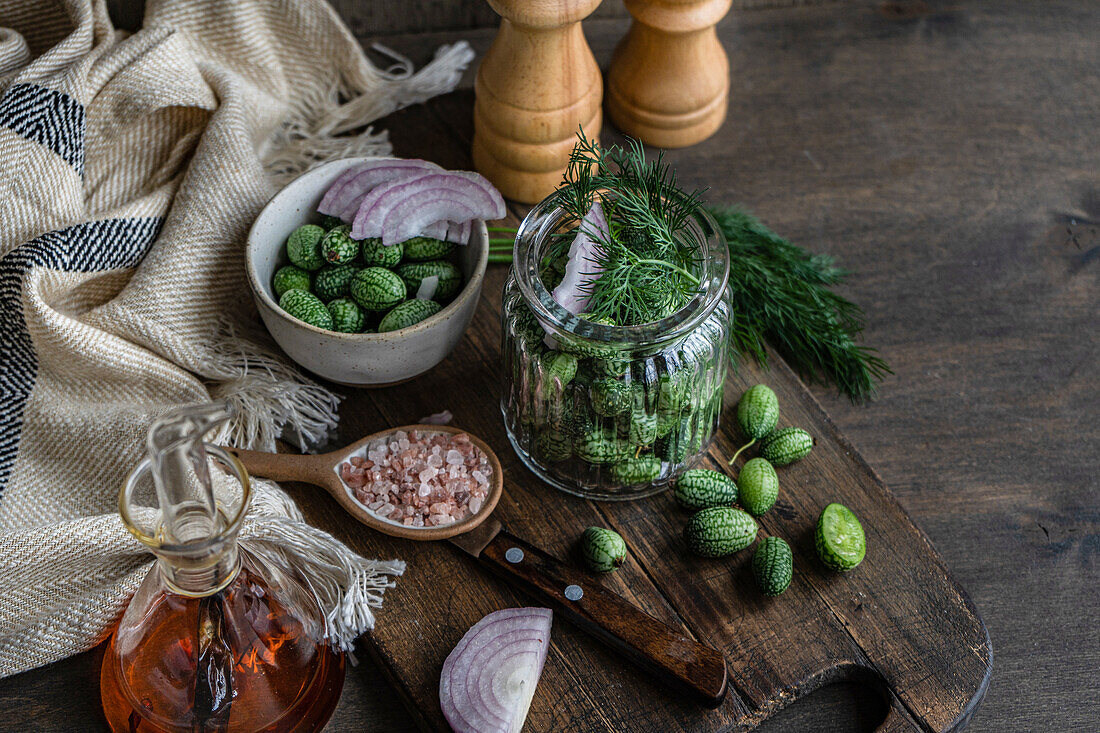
[
  {"x1": 505, "y1": 547, "x2": 524, "y2": 564},
  {"x1": 564, "y1": 585, "x2": 583, "y2": 601}
]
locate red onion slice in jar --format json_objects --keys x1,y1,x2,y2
[
  {"x1": 551, "y1": 199, "x2": 609, "y2": 316},
  {"x1": 319, "y1": 158, "x2": 442, "y2": 221},
  {"x1": 439, "y1": 608, "x2": 552, "y2": 733}
]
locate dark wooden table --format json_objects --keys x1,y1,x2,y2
[{"x1": 2, "y1": 1, "x2": 1097, "y2": 730}]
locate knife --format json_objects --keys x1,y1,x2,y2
[{"x1": 448, "y1": 517, "x2": 729, "y2": 708}]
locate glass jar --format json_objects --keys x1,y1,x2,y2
[{"x1": 501, "y1": 195, "x2": 732, "y2": 501}]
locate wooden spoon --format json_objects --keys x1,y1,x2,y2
[{"x1": 226, "y1": 424, "x2": 503, "y2": 541}]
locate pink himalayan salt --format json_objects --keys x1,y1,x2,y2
[{"x1": 338, "y1": 430, "x2": 492, "y2": 528}]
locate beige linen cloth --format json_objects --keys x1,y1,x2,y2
[{"x1": 0, "y1": 0, "x2": 473, "y2": 677}]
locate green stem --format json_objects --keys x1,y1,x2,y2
[
  {"x1": 488, "y1": 226, "x2": 518, "y2": 233},
  {"x1": 634, "y1": 258, "x2": 701, "y2": 286},
  {"x1": 488, "y1": 254, "x2": 513, "y2": 263},
  {"x1": 728, "y1": 438, "x2": 755, "y2": 465}
]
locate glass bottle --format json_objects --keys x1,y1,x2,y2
[
  {"x1": 501, "y1": 193, "x2": 732, "y2": 501},
  {"x1": 100, "y1": 403, "x2": 345, "y2": 733}
]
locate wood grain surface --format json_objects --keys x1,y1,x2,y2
[{"x1": 1, "y1": 1, "x2": 1097, "y2": 731}]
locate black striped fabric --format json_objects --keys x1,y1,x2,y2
[
  {"x1": 0, "y1": 79, "x2": 164, "y2": 495},
  {"x1": 0, "y1": 218, "x2": 162, "y2": 495},
  {"x1": 0, "y1": 83, "x2": 86, "y2": 174}
]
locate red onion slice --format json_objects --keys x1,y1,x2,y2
[
  {"x1": 440, "y1": 608, "x2": 552, "y2": 733},
  {"x1": 378, "y1": 195, "x2": 481, "y2": 246},
  {"x1": 415, "y1": 275, "x2": 439, "y2": 300},
  {"x1": 417, "y1": 220, "x2": 470, "y2": 243},
  {"x1": 445, "y1": 219, "x2": 471, "y2": 245},
  {"x1": 319, "y1": 158, "x2": 442, "y2": 222},
  {"x1": 551, "y1": 200, "x2": 609, "y2": 316},
  {"x1": 353, "y1": 171, "x2": 505, "y2": 243},
  {"x1": 420, "y1": 221, "x2": 449, "y2": 240}
]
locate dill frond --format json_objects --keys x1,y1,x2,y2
[{"x1": 709, "y1": 205, "x2": 892, "y2": 402}]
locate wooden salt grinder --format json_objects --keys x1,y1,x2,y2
[
  {"x1": 473, "y1": 0, "x2": 604, "y2": 204},
  {"x1": 607, "y1": 0, "x2": 732, "y2": 148}
]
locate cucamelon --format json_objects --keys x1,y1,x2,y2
[
  {"x1": 350, "y1": 267, "x2": 406, "y2": 312},
  {"x1": 279, "y1": 289, "x2": 332, "y2": 330},
  {"x1": 574, "y1": 429, "x2": 632, "y2": 465},
  {"x1": 674, "y1": 469, "x2": 738, "y2": 511},
  {"x1": 609, "y1": 456, "x2": 661, "y2": 485},
  {"x1": 396, "y1": 260, "x2": 462, "y2": 300},
  {"x1": 684, "y1": 507, "x2": 758, "y2": 558},
  {"x1": 327, "y1": 298, "x2": 365, "y2": 333},
  {"x1": 534, "y1": 429, "x2": 572, "y2": 462},
  {"x1": 273, "y1": 265, "x2": 310, "y2": 297},
  {"x1": 738, "y1": 458, "x2": 779, "y2": 516},
  {"x1": 313, "y1": 264, "x2": 360, "y2": 302},
  {"x1": 815, "y1": 503, "x2": 866, "y2": 572},
  {"x1": 737, "y1": 384, "x2": 779, "y2": 440},
  {"x1": 359, "y1": 237, "x2": 403, "y2": 268},
  {"x1": 591, "y1": 378, "x2": 632, "y2": 417},
  {"x1": 753, "y1": 536, "x2": 793, "y2": 596},
  {"x1": 319, "y1": 224, "x2": 359, "y2": 265},
  {"x1": 759, "y1": 427, "x2": 814, "y2": 466},
  {"x1": 377, "y1": 298, "x2": 441, "y2": 332},
  {"x1": 402, "y1": 236, "x2": 455, "y2": 261},
  {"x1": 580, "y1": 526, "x2": 627, "y2": 573},
  {"x1": 286, "y1": 224, "x2": 326, "y2": 271}
]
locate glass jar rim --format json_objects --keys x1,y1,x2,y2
[{"x1": 512, "y1": 191, "x2": 730, "y2": 346}]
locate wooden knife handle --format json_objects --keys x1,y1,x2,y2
[{"x1": 477, "y1": 529, "x2": 728, "y2": 707}]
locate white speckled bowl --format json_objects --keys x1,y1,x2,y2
[{"x1": 246, "y1": 158, "x2": 489, "y2": 386}]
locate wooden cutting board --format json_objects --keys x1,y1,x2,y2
[{"x1": 287, "y1": 262, "x2": 991, "y2": 733}]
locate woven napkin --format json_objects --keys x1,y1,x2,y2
[{"x1": 0, "y1": 0, "x2": 472, "y2": 677}]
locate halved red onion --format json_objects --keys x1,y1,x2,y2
[
  {"x1": 440, "y1": 608, "x2": 552, "y2": 733},
  {"x1": 319, "y1": 158, "x2": 443, "y2": 222},
  {"x1": 551, "y1": 200, "x2": 609, "y2": 315},
  {"x1": 353, "y1": 172, "x2": 505, "y2": 244},
  {"x1": 349, "y1": 171, "x2": 439, "y2": 239}
]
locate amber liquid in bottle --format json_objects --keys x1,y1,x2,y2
[
  {"x1": 103, "y1": 404, "x2": 346, "y2": 733},
  {"x1": 100, "y1": 551, "x2": 345, "y2": 733}
]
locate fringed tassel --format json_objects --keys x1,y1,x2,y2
[
  {"x1": 205, "y1": 319, "x2": 340, "y2": 452},
  {"x1": 262, "y1": 41, "x2": 475, "y2": 184},
  {"x1": 240, "y1": 513, "x2": 406, "y2": 651}
]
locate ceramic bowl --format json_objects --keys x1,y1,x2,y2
[{"x1": 245, "y1": 158, "x2": 489, "y2": 386}]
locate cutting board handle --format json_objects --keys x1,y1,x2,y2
[
  {"x1": 875, "y1": 699, "x2": 922, "y2": 732},
  {"x1": 477, "y1": 528, "x2": 728, "y2": 707}
]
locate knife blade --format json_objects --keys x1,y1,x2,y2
[{"x1": 448, "y1": 517, "x2": 728, "y2": 707}]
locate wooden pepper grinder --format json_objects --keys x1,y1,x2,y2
[
  {"x1": 607, "y1": 0, "x2": 732, "y2": 148},
  {"x1": 473, "y1": 0, "x2": 603, "y2": 204}
]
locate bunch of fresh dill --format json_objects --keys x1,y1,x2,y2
[
  {"x1": 545, "y1": 131, "x2": 705, "y2": 326},
  {"x1": 533, "y1": 131, "x2": 890, "y2": 400},
  {"x1": 708, "y1": 205, "x2": 891, "y2": 402}
]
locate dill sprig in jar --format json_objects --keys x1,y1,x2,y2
[{"x1": 501, "y1": 191, "x2": 731, "y2": 501}]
